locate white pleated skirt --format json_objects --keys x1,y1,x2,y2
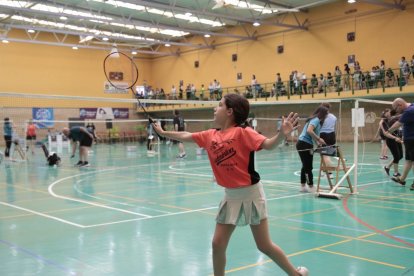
[{"x1": 216, "y1": 182, "x2": 268, "y2": 226}]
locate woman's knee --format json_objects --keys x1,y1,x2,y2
[
  {"x1": 212, "y1": 237, "x2": 227, "y2": 253},
  {"x1": 256, "y1": 242, "x2": 273, "y2": 256}
]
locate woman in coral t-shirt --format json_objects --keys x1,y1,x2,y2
[{"x1": 152, "y1": 94, "x2": 308, "y2": 276}]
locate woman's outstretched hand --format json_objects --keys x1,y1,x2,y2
[{"x1": 281, "y1": 112, "x2": 299, "y2": 136}]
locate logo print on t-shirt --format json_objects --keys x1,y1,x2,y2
[{"x1": 210, "y1": 139, "x2": 236, "y2": 166}]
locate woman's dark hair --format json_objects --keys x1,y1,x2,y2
[
  {"x1": 223, "y1": 94, "x2": 250, "y2": 126},
  {"x1": 306, "y1": 106, "x2": 329, "y2": 125},
  {"x1": 320, "y1": 102, "x2": 331, "y2": 110},
  {"x1": 381, "y1": 108, "x2": 390, "y2": 118},
  {"x1": 4, "y1": 117, "x2": 9, "y2": 122}
]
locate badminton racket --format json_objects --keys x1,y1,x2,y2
[{"x1": 103, "y1": 51, "x2": 153, "y2": 123}]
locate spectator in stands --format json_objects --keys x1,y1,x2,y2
[
  {"x1": 289, "y1": 72, "x2": 295, "y2": 95},
  {"x1": 171, "y1": 85, "x2": 177, "y2": 100},
  {"x1": 185, "y1": 84, "x2": 192, "y2": 100},
  {"x1": 401, "y1": 63, "x2": 410, "y2": 86},
  {"x1": 179, "y1": 83, "x2": 184, "y2": 99},
  {"x1": 398, "y1": 56, "x2": 407, "y2": 69},
  {"x1": 326, "y1": 72, "x2": 334, "y2": 92},
  {"x1": 216, "y1": 81, "x2": 223, "y2": 100},
  {"x1": 251, "y1": 74, "x2": 258, "y2": 97},
  {"x1": 334, "y1": 66, "x2": 342, "y2": 92},
  {"x1": 271, "y1": 83, "x2": 276, "y2": 97},
  {"x1": 411, "y1": 54, "x2": 414, "y2": 79},
  {"x1": 354, "y1": 60, "x2": 361, "y2": 73},
  {"x1": 353, "y1": 61, "x2": 362, "y2": 90},
  {"x1": 301, "y1": 72, "x2": 308, "y2": 94},
  {"x1": 386, "y1": 68, "x2": 396, "y2": 87},
  {"x1": 209, "y1": 82, "x2": 214, "y2": 100},
  {"x1": 344, "y1": 63, "x2": 351, "y2": 90},
  {"x1": 309, "y1": 74, "x2": 318, "y2": 94},
  {"x1": 318, "y1": 73, "x2": 326, "y2": 93},
  {"x1": 190, "y1": 84, "x2": 196, "y2": 100},
  {"x1": 159, "y1": 88, "x2": 166, "y2": 99},
  {"x1": 379, "y1": 60, "x2": 386, "y2": 86},
  {"x1": 276, "y1": 73, "x2": 285, "y2": 95}
]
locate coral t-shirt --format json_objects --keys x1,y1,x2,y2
[
  {"x1": 192, "y1": 126, "x2": 266, "y2": 188},
  {"x1": 27, "y1": 124, "x2": 36, "y2": 136}
]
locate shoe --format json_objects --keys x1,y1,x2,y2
[
  {"x1": 308, "y1": 185, "x2": 316, "y2": 193},
  {"x1": 391, "y1": 176, "x2": 406, "y2": 186},
  {"x1": 177, "y1": 153, "x2": 187, "y2": 159},
  {"x1": 393, "y1": 172, "x2": 401, "y2": 177},
  {"x1": 80, "y1": 161, "x2": 90, "y2": 167},
  {"x1": 300, "y1": 186, "x2": 308, "y2": 193},
  {"x1": 410, "y1": 184, "x2": 414, "y2": 191},
  {"x1": 379, "y1": 156, "x2": 387, "y2": 160},
  {"x1": 75, "y1": 160, "x2": 83, "y2": 167},
  {"x1": 384, "y1": 166, "x2": 390, "y2": 176},
  {"x1": 297, "y1": 266, "x2": 309, "y2": 276}
]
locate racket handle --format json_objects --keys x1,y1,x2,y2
[{"x1": 148, "y1": 117, "x2": 154, "y2": 124}]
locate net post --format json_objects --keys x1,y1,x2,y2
[{"x1": 353, "y1": 99, "x2": 359, "y2": 193}]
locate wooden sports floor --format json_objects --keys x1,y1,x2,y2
[{"x1": 0, "y1": 141, "x2": 413, "y2": 276}]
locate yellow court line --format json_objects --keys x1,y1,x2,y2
[
  {"x1": 221, "y1": 218, "x2": 414, "y2": 274},
  {"x1": 159, "y1": 190, "x2": 219, "y2": 199},
  {"x1": 362, "y1": 203, "x2": 414, "y2": 212},
  {"x1": 284, "y1": 225, "x2": 414, "y2": 251},
  {"x1": 0, "y1": 184, "x2": 50, "y2": 195},
  {"x1": 317, "y1": 248, "x2": 405, "y2": 269}
]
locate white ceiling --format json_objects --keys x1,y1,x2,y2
[{"x1": 0, "y1": 0, "x2": 406, "y2": 56}]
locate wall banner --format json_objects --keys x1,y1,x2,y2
[{"x1": 32, "y1": 108, "x2": 54, "y2": 128}]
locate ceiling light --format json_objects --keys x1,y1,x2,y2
[
  {"x1": 165, "y1": 43, "x2": 171, "y2": 47},
  {"x1": 348, "y1": 0, "x2": 356, "y2": 3},
  {"x1": 110, "y1": 45, "x2": 120, "y2": 57},
  {"x1": 72, "y1": 46, "x2": 78, "y2": 50},
  {"x1": 204, "y1": 34, "x2": 211, "y2": 38},
  {"x1": 102, "y1": 37, "x2": 109, "y2": 41},
  {"x1": 2, "y1": 39, "x2": 9, "y2": 43},
  {"x1": 59, "y1": 16, "x2": 68, "y2": 20},
  {"x1": 79, "y1": 35, "x2": 94, "y2": 43},
  {"x1": 27, "y1": 29, "x2": 35, "y2": 33},
  {"x1": 131, "y1": 51, "x2": 137, "y2": 55},
  {"x1": 253, "y1": 22, "x2": 260, "y2": 27}
]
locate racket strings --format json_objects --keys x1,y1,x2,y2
[{"x1": 103, "y1": 51, "x2": 152, "y2": 122}]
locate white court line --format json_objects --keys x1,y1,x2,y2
[
  {"x1": 0, "y1": 201, "x2": 86, "y2": 228},
  {"x1": 48, "y1": 170, "x2": 152, "y2": 218},
  {"x1": 74, "y1": 179, "x2": 136, "y2": 207},
  {"x1": 164, "y1": 170, "x2": 212, "y2": 178},
  {"x1": 83, "y1": 205, "x2": 219, "y2": 228}
]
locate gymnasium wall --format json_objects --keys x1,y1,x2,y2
[
  {"x1": 0, "y1": 2, "x2": 412, "y2": 99},
  {"x1": 150, "y1": 1, "x2": 414, "y2": 90},
  {"x1": 0, "y1": 31, "x2": 153, "y2": 101}
]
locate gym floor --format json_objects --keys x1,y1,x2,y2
[{"x1": 0, "y1": 141, "x2": 413, "y2": 276}]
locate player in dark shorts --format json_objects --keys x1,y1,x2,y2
[{"x1": 62, "y1": 126, "x2": 94, "y2": 167}]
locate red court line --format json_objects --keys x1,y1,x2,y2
[{"x1": 343, "y1": 194, "x2": 414, "y2": 248}]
